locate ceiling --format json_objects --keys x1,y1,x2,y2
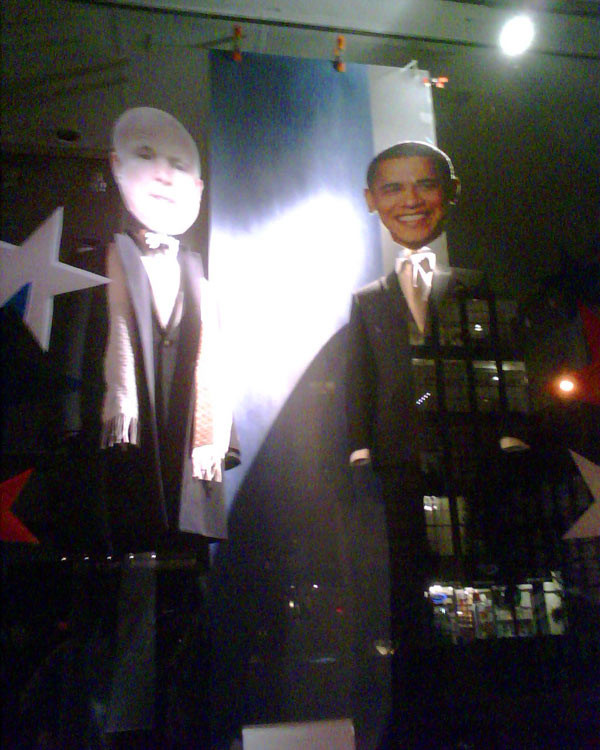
[{"x1": 2, "y1": 0, "x2": 599, "y2": 297}]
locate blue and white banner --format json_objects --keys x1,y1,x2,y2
[{"x1": 208, "y1": 49, "x2": 437, "y2": 733}]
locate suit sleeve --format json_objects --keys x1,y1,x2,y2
[{"x1": 345, "y1": 293, "x2": 377, "y2": 461}]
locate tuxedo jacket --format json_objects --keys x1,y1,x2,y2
[
  {"x1": 345, "y1": 265, "x2": 484, "y2": 470},
  {"x1": 97, "y1": 233, "x2": 240, "y2": 553}
]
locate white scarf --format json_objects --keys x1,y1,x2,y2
[{"x1": 101, "y1": 237, "x2": 232, "y2": 482}]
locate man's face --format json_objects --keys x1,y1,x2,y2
[
  {"x1": 112, "y1": 121, "x2": 203, "y2": 235},
  {"x1": 365, "y1": 155, "x2": 455, "y2": 250}
]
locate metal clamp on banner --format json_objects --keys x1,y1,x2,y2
[
  {"x1": 232, "y1": 24, "x2": 243, "y2": 63},
  {"x1": 333, "y1": 34, "x2": 346, "y2": 72}
]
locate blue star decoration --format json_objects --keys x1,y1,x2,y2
[{"x1": 0, "y1": 207, "x2": 108, "y2": 350}]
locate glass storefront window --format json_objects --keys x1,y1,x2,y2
[{"x1": 428, "y1": 578, "x2": 565, "y2": 644}]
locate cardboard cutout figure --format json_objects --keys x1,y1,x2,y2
[
  {"x1": 100, "y1": 107, "x2": 239, "y2": 554},
  {"x1": 5, "y1": 109, "x2": 239, "y2": 745},
  {"x1": 347, "y1": 142, "x2": 461, "y2": 468},
  {"x1": 345, "y1": 142, "x2": 479, "y2": 736}
]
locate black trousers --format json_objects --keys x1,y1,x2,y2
[
  {"x1": 377, "y1": 464, "x2": 435, "y2": 748},
  {"x1": 378, "y1": 463, "x2": 431, "y2": 652}
]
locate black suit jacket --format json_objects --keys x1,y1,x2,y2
[
  {"x1": 345, "y1": 265, "x2": 484, "y2": 469},
  {"x1": 11, "y1": 232, "x2": 240, "y2": 554},
  {"x1": 98, "y1": 233, "x2": 239, "y2": 552}
]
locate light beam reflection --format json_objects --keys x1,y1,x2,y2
[{"x1": 210, "y1": 191, "x2": 370, "y2": 479}]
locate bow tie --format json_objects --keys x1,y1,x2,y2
[
  {"x1": 399, "y1": 249, "x2": 436, "y2": 288},
  {"x1": 142, "y1": 231, "x2": 179, "y2": 257}
]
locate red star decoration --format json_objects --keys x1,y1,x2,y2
[{"x1": 0, "y1": 469, "x2": 39, "y2": 544}]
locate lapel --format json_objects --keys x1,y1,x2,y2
[
  {"x1": 382, "y1": 270, "x2": 413, "y2": 355},
  {"x1": 169, "y1": 249, "x2": 203, "y2": 435},
  {"x1": 384, "y1": 270, "x2": 411, "y2": 323},
  {"x1": 114, "y1": 233, "x2": 156, "y2": 410},
  {"x1": 179, "y1": 249, "x2": 204, "y2": 328}
]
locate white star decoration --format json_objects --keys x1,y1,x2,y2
[
  {"x1": 563, "y1": 450, "x2": 600, "y2": 539},
  {"x1": 0, "y1": 207, "x2": 108, "y2": 350}
]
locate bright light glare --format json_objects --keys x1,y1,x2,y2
[
  {"x1": 210, "y1": 192, "x2": 366, "y2": 468},
  {"x1": 558, "y1": 378, "x2": 575, "y2": 393},
  {"x1": 499, "y1": 15, "x2": 535, "y2": 56}
]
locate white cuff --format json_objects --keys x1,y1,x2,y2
[
  {"x1": 349, "y1": 448, "x2": 371, "y2": 465},
  {"x1": 192, "y1": 445, "x2": 223, "y2": 483}
]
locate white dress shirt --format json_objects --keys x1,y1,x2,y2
[{"x1": 139, "y1": 232, "x2": 181, "y2": 329}]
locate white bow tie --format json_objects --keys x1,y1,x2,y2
[
  {"x1": 143, "y1": 231, "x2": 180, "y2": 258},
  {"x1": 397, "y1": 249, "x2": 436, "y2": 288}
]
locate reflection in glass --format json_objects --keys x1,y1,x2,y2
[
  {"x1": 503, "y1": 361, "x2": 530, "y2": 412},
  {"x1": 424, "y1": 495, "x2": 466, "y2": 557},
  {"x1": 443, "y1": 359, "x2": 470, "y2": 412},
  {"x1": 474, "y1": 360, "x2": 500, "y2": 411},
  {"x1": 438, "y1": 301, "x2": 463, "y2": 346},
  {"x1": 466, "y1": 299, "x2": 490, "y2": 344},
  {"x1": 412, "y1": 358, "x2": 437, "y2": 410}
]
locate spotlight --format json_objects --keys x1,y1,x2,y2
[
  {"x1": 557, "y1": 377, "x2": 575, "y2": 394},
  {"x1": 499, "y1": 15, "x2": 535, "y2": 56}
]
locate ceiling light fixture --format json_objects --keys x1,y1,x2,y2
[{"x1": 499, "y1": 15, "x2": 535, "y2": 56}]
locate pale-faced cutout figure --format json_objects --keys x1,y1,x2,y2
[
  {"x1": 345, "y1": 141, "x2": 466, "y2": 744},
  {"x1": 102, "y1": 107, "x2": 239, "y2": 555},
  {"x1": 110, "y1": 109, "x2": 203, "y2": 236},
  {"x1": 21, "y1": 109, "x2": 239, "y2": 745}
]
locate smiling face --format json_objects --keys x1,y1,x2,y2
[
  {"x1": 111, "y1": 110, "x2": 203, "y2": 235},
  {"x1": 365, "y1": 155, "x2": 456, "y2": 251}
]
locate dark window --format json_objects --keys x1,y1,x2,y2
[
  {"x1": 496, "y1": 299, "x2": 518, "y2": 348},
  {"x1": 443, "y1": 359, "x2": 470, "y2": 412},
  {"x1": 439, "y1": 301, "x2": 463, "y2": 346},
  {"x1": 503, "y1": 361, "x2": 529, "y2": 412}
]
